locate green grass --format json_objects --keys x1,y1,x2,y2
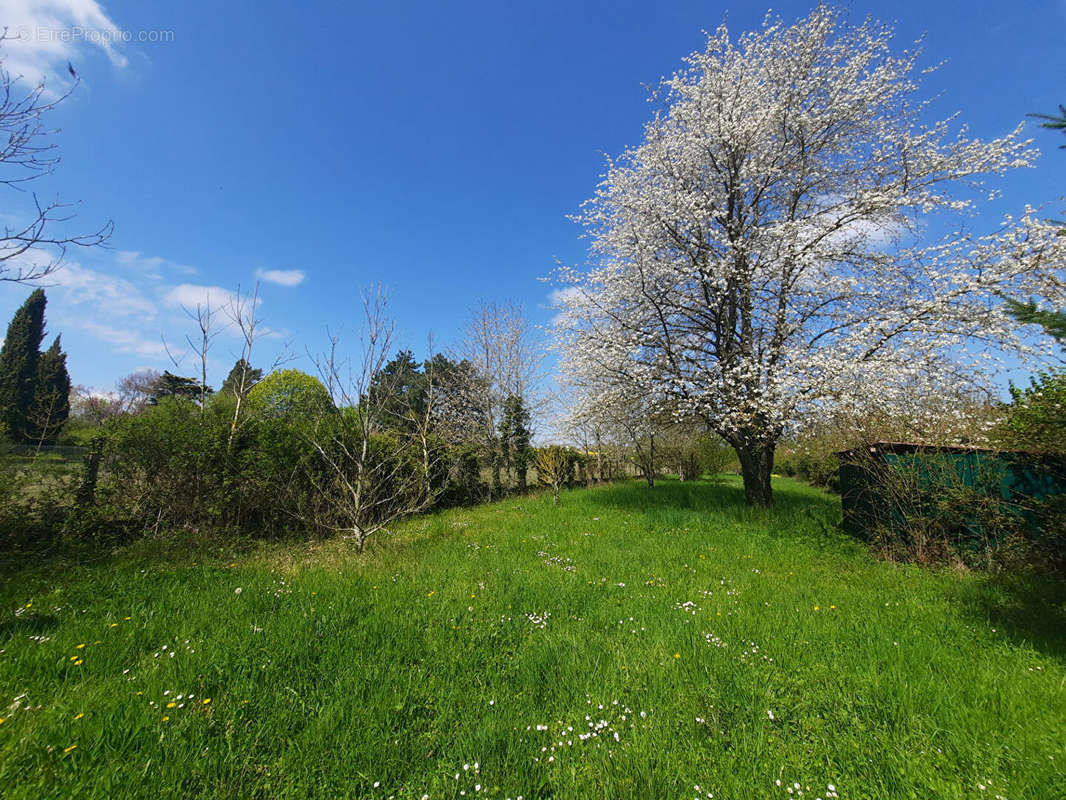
[{"x1": 1, "y1": 476, "x2": 1064, "y2": 799}]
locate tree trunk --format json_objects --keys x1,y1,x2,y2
[
  {"x1": 735, "y1": 441, "x2": 774, "y2": 507},
  {"x1": 491, "y1": 457, "x2": 502, "y2": 497}
]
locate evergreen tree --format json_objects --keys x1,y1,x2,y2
[
  {"x1": 1006, "y1": 298, "x2": 1066, "y2": 343},
  {"x1": 498, "y1": 394, "x2": 533, "y2": 491},
  {"x1": 27, "y1": 335, "x2": 71, "y2": 445},
  {"x1": 367, "y1": 350, "x2": 427, "y2": 429},
  {"x1": 149, "y1": 371, "x2": 209, "y2": 404},
  {"x1": 0, "y1": 289, "x2": 47, "y2": 441},
  {"x1": 220, "y1": 358, "x2": 262, "y2": 399},
  {"x1": 1029, "y1": 104, "x2": 1066, "y2": 149}
]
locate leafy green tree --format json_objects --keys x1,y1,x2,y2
[
  {"x1": 149, "y1": 371, "x2": 209, "y2": 404},
  {"x1": 0, "y1": 289, "x2": 47, "y2": 442},
  {"x1": 27, "y1": 335, "x2": 71, "y2": 445},
  {"x1": 247, "y1": 369, "x2": 334, "y2": 421},
  {"x1": 366, "y1": 350, "x2": 427, "y2": 430},
  {"x1": 220, "y1": 359, "x2": 262, "y2": 399},
  {"x1": 995, "y1": 371, "x2": 1066, "y2": 455},
  {"x1": 498, "y1": 394, "x2": 533, "y2": 490}
]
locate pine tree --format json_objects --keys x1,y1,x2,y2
[
  {"x1": 149, "y1": 371, "x2": 209, "y2": 404},
  {"x1": 1029, "y1": 104, "x2": 1066, "y2": 149},
  {"x1": 1006, "y1": 298, "x2": 1066, "y2": 343},
  {"x1": 27, "y1": 335, "x2": 71, "y2": 446},
  {"x1": 0, "y1": 289, "x2": 47, "y2": 442},
  {"x1": 220, "y1": 358, "x2": 263, "y2": 399}
]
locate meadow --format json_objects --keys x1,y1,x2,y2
[{"x1": 1, "y1": 476, "x2": 1063, "y2": 799}]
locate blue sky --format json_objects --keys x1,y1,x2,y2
[{"x1": 0, "y1": 0, "x2": 1063, "y2": 393}]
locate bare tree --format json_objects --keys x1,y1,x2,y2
[
  {"x1": 221, "y1": 282, "x2": 290, "y2": 448},
  {"x1": 116, "y1": 369, "x2": 160, "y2": 414},
  {"x1": 187, "y1": 303, "x2": 217, "y2": 413},
  {"x1": 458, "y1": 301, "x2": 543, "y2": 494},
  {"x1": 0, "y1": 35, "x2": 111, "y2": 284},
  {"x1": 302, "y1": 288, "x2": 442, "y2": 552}
]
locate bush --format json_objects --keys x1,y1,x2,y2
[
  {"x1": 776, "y1": 444, "x2": 840, "y2": 491},
  {"x1": 697, "y1": 435, "x2": 734, "y2": 480},
  {"x1": 98, "y1": 397, "x2": 229, "y2": 532},
  {"x1": 847, "y1": 450, "x2": 1065, "y2": 572},
  {"x1": 246, "y1": 369, "x2": 334, "y2": 423},
  {"x1": 993, "y1": 370, "x2": 1066, "y2": 455}
]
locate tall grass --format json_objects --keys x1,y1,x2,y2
[{"x1": 1, "y1": 476, "x2": 1063, "y2": 799}]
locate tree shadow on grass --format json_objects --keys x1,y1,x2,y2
[
  {"x1": 952, "y1": 573, "x2": 1066, "y2": 663},
  {"x1": 0, "y1": 612, "x2": 59, "y2": 644},
  {"x1": 584, "y1": 477, "x2": 853, "y2": 552}
]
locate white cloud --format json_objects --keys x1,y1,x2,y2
[
  {"x1": 164, "y1": 283, "x2": 240, "y2": 311},
  {"x1": 547, "y1": 286, "x2": 583, "y2": 307},
  {"x1": 116, "y1": 250, "x2": 197, "y2": 277},
  {"x1": 255, "y1": 268, "x2": 305, "y2": 287},
  {"x1": 55, "y1": 261, "x2": 158, "y2": 317},
  {"x1": 78, "y1": 321, "x2": 168, "y2": 358},
  {"x1": 1, "y1": 0, "x2": 128, "y2": 91}
]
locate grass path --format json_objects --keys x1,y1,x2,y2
[{"x1": 1, "y1": 477, "x2": 1064, "y2": 799}]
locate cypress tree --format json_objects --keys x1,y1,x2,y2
[
  {"x1": 28, "y1": 335, "x2": 71, "y2": 445},
  {"x1": 0, "y1": 289, "x2": 47, "y2": 442}
]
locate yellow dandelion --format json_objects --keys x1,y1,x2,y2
[
  {"x1": 110, "y1": 623, "x2": 119, "y2": 628},
  {"x1": 64, "y1": 745, "x2": 77, "y2": 753},
  {"x1": 166, "y1": 702, "x2": 177, "y2": 708},
  {"x1": 202, "y1": 698, "x2": 211, "y2": 705},
  {"x1": 136, "y1": 692, "x2": 143, "y2": 696},
  {"x1": 426, "y1": 591, "x2": 435, "y2": 597},
  {"x1": 74, "y1": 713, "x2": 84, "y2": 721},
  {"x1": 73, "y1": 659, "x2": 83, "y2": 666},
  {"x1": 69, "y1": 656, "x2": 78, "y2": 661},
  {"x1": 814, "y1": 606, "x2": 820, "y2": 611},
  {"x1": 162, "y1": 716, "x2": 170, "y2": 722},
  {"x1": 0, "y1": 717, "x2": 5, "y2": 724},
  {"x1": 75, "y1": 643, "x2": 85, "y2": 649},
  {"x1": 830, "y1": 605, "x2": 836, "y2": 609},
  {"x1": 124, "y1": 616, "x2": 131, "y2": 621},
  {"x1": 25, "y1": 602, "x2": 32, "y2": 608},
  {"x1": 674, "y1": 653, "x2": 681, "y2": 659}
]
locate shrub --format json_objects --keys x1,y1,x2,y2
[
  {"x1": 246, "y1": 369, "x2": 334, "y2": 423},
  {"x1": 993, "y1": 370, "x2": 1066, "y2": 455},
  {"x1": 98, "y1": 397, "x2": 229, "y2": 532},
  {"x1": 846, "y1": 448, "x2": 1065, "y2": 572}
]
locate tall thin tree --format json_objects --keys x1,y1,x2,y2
[{"x1": 0, "y1": 288, "x2": 47, "y2": 441}]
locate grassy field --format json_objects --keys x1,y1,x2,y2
[{"x1": 1, "y1": 476, "x2": 1064, "y2": 799}]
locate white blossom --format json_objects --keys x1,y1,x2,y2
[{"x1": 551, "y1": 6, "x2": 1065, "y2": 505}]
